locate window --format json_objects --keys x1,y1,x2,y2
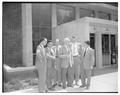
[
  {"x1": 79, "y1": 8, "x2": 95, "y2": 18},
  {"x1": 112, "y1": 15, "x2": 118, "y2": 21},
  {"x1": 32, "y1": 3, "x2": 52, "y2": 65},
  {"x1": 102, "y1": 34, "x2": 109, "y2": 53},
  {"x1": 57, "y1": 4, "x2": 75, "y2": 25},
  {"x1": 98, "y1": 11, "x2": 111, "y2": 20},
  {"x1": 90, "y1": 33, "x2": 96, "y2": 67},
  {"x1": 90, "y1": 33, "x2": 95, "y2": 49}
]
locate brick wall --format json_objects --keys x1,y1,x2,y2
[{"x1": 3, "y1": 3, "x2": 22, "y2": 67}]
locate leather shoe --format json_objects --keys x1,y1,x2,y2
[
  {"x1": 63, "y1": 86, "x2": 66, "y2": 89},
  {"x1": 67, "y1": 84, "x2": 74, "y2": 87},
  {"x1": 79, "y1": 85, "x2": 86, "y2": 88}
]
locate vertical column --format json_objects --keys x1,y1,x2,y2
[
  {"x1": 109, "y1": 34, "x2": 111, "y2": 66},
  {"x1": 75, "y1": 6, "x2": 79, "y2": 20},
  {"x1": 22, "y1": 4, "x2": 33, "y2": 66},
  {"x1": 51, "y1": 4, "x2": 57, "y2": 28},
  {"x1": 115, "y1": 31, "x2": 118, "y2": 65},
  {"x1": 51, "y1": 4, "x2": 57, "y2": 43},
  {"x1": 116, "y1": 32, "x2": 118, "y2": 47},
  {"x1": 95, "y1": 31, "x2": 102, "y2": 68}
]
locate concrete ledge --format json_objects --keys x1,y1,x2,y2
[
  {"x1": 3, "y1": 65, "x2": 38, "y2": 82},
  {"x1": 3, "y1": 64, "x2": 117, "y2": 83}
]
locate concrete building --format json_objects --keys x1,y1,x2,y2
[{"x1": 3, "y1": 3, "x2": 118, "y2": 68}]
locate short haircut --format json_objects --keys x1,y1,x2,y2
[
  {"x1": 64, "y1": 37, "x2": 70, "y2": 42},
  {"x1": 39, "y1": 37, "x2": 47, "y2": 43},
  {"x1": 46, "y1": 40, "x2": 52, "y2": 47}
]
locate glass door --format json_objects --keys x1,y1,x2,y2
[
  {"x1": 102, "y1": 34, "x2": 117, "y2": 66},
  {"x1": 110, "y1": 35, "x2": 116, "y2": 65},
  {"x1": 90, "y1": 33, "x2": 96, "y2": 67},
  {"x1": 102, "y1": 34, "x2": 110, "y2": 66}
]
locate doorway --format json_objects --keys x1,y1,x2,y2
[
  {"x1": 102, "y1": 34, "x2": 116, "y2": 66},
  {"x1": 90, "y1": 33, "x2": 96, "y2": 67},
  {"x1": 110, "y1": 35, "x2": 116, "y2": 65}
]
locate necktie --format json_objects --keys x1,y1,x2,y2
[
  {"x1": 56, "y1": 46, "x2": 59, "y2": 57},
  {"x1": 84, "y1": 48, "x2": 87, "y2": 57}
]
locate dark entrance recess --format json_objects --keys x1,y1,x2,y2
[
  {"x1": 90, "y1": 33, "x2": 95, "y2": 49},
  {"x1": 102, "y1": 34, "x2": 110, "y2": 66},
  {"x1": 102, "y1": 34, "x2": 117, "y2": 66},
  {"x1": 90, "y1": 33, "x2": 96, "y2": 67},
  {"x1": 110, "y1": 35, "x2": 116, "y2": 65}
]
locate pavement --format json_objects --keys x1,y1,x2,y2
[{"x1": 9, "y1": 66, "x2": 118, "y2": 93}]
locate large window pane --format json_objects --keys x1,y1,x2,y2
[
  {"x1": 32, "y1": 4, "x2": 51, "y2": 26},
  {"x1": 102, "y1": 34, "x2": 109, "y2": 53},
  {"x1": 112, "y1": 15, "x2": 118, "y2": 21},
  {"x1": 32, "y1": 3, "x2": 52, "y2": 65},
  {"x1": 57, "y1": 4, "x2": 75, "y2": 25},
  {"x1": 79, "y1": 8, "x2": 95, "y2": 18},
  {"x1": 98, "y1": 11, "x2": 110, "y2": 20},
  {"x1": 32, "y1": 3, "x2": 51, "y2": 51}
]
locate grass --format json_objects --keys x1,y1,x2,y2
[{"x1": 3, "y1": 78, "x2": 38, "y2": 92}]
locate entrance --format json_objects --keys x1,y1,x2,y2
[
  {"x1": 110, "y1": 35, "x2": 116, "y2": 65},
  {"x1": 90, "y1": 33, "x2": 96, "y2": 67},
  {"x1": 102, "y1": 34, "x2": 116, "y2": 66}
]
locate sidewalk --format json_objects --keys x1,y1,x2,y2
[{"x1": 10, "y1": 66, "x2": 118, "y2": 93}]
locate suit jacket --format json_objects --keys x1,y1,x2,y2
[
  {"x1": 78, "y1": 44, "x2": 85, "y2": 63},
  {"x1": 68, "y1": 43, "x2": 74, "y2": 67},
  {"x1": 52, "y1": 45, "x2": 62, "y2": 57},
  {"x1": 83, "y1": 47, "x2": 94, "y2": 69},
  {"x1": 45, "y1": 47, "x2": 55, "y2": 68},
  {"x1": 60, "y1": 45, "x2": 71, "y2": 68},
  {"x1": 35, "y1": 45, "x2": 46, "y2": 67},
  {"x1": 35, "y1": 45, "x2": 47, "y2": 91}
]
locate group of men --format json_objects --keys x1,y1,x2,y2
[
  {"x1": 47, "y1": 36, "x2": 95, "y2": 90},
  {"x1": 35, "y1": 36, "x2": 95, "y2": 92}
]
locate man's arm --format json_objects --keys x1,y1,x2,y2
[{"x1": 46, "y1": 49, "x2": 55, "y2": 60}]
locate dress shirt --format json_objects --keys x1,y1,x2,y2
[{"x1": 71, "y1": 43, "x2": 79, "y2": 56}]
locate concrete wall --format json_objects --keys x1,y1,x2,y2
[
  {"x1": 87, "y1": 17, "x2": 118, "y2": 68},
  {"x1": 52, "y1": 19, "x2": 89, "y2": 44},
  {"x1": 3, "y1": 3, "x2": 22, "y2": 67},
  {"x1": 52, "y1": 17, "x2": 118, "y2": 68}
]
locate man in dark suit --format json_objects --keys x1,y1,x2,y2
[{"x1": 80, "y1": 41, "x2": 95, "y2": 89}]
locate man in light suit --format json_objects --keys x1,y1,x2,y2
[
  {"x1": 78, "y1": 43, "x2": 85, "y2": 86},
  {"x1": 52, "y1": 39, "x2": 62, "y2": 86},
  {"x1": 45, "y1": 40, "x2": 56, "y2": 91},
  {"x1": 80, "y1": 41, "x2": 94, "y2": 89},
  {"x1": 35, "y1": 37, "x2": 48, "y2": 92},
  {"x1": 71, "y1": 36, "x2": 81, "y2": 86},
  {"x1": 59, "y1": 38, "x2": 72, "y2": 89}
]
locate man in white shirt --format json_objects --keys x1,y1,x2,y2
[{"x1": 71, "y1": 36, "x2": 81, "y2": 86}]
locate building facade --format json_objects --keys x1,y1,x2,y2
[{"x1": 3, "y1": 3, "x2": 118, "y2": 68}]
